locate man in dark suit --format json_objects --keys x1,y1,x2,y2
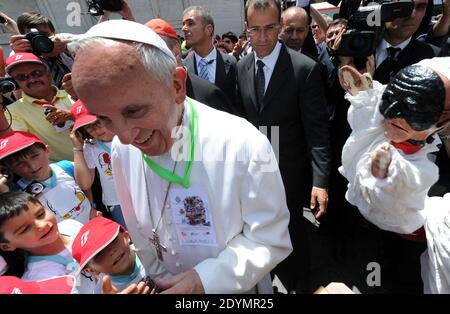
[
  {"x1": 237, "y1": 0, "x2": 331, "y2": 293},
  {"x1": 145, "y1": 18, "x2": 234, "y2": 114},
  {"x1": 374, "y1": 0, "x2": 440, "y2": 84},
  {"x1": 182, "y1": 6, "x2": 237, "y2": 105}
]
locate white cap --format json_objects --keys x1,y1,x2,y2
[
  {"x1": 79, "y1": 20, "x2": 175, "y2": 62},
  {"x1": 418, "y1": 57, "x2": 450, "y2": 81}
]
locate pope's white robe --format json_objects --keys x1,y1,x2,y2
[
  {"x1": 111, "y1": 98, "x2": 292, "y2": 293},
  {"x1": 421, "y1": 193, "x2": 450, "y2": 294},
  {"x1": 339, "y1": 81, "x2": 440, "y2": 234}
]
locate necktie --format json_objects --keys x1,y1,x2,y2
[
  {"x1": 375, "y1": 47, "x2": 402, "y2": 84},
  {"x1": 386, "y1": 47, "x2": 401, "y2": 63},
  {"x1": 198, "y1": 58, "x2": 209, "y2": 81},
  {"x1": 255, "y1": 60, "x2": 265, "y2": 112}
]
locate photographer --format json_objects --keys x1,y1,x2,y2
[{"x1": 9, "y1": 12, "x2": 73, "y2": 89}]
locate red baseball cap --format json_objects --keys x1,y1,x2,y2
[
  {"x1": 0, "y1": 131, "x2": 46, "y2": 160},
  {"x1": 145, "y1": 18, "x2": 178, "y2": 40},
  {"x1": 5, "y1": 52, "x2": 48, "y2": 75},
  {"x1": 71, "y1": 99, "x2": 97, "y2": 132},
  {"x1": 0, "y1": 275, "x2": 76, "y2": 294},
  {"x1": 72, "y1": 217, "x2": 124, "y2": 271}
]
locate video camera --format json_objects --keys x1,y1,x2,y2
[
  {"x1": 334, "y1": 0, "x2": 414, "y2": 57},
  {"x1": 25, "y1": 28, "x2": 54, "y2": 55},
  {"x1": 87, "y1": 0, "x2": 123, "y2": 16}
]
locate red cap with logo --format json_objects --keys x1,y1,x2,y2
[
  {"x1": 0, "y1": 275, "x2": 76, "y2": 294},
  {"x1": 72, "y1": 217, "x2": 123, "y2": 271},
  {"x1": 145, "y1": 18, "x2": 178, "y2": 40},
  {"x1": 5, "y1": 52, "x2": 47, "y2": 75},
  {"x1": 0, "y1": 131, "x2": 45, "y2": 160},
  {"x1": 71, "y1": 99, "x2": 97, "y2": 132}
]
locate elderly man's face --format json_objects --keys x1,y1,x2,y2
[
  {"x1": 279, "y1": 12, "x2": 308, "y2": 51},
  {"x1": 72, "y1": 42, "x2": 186, "y2": 156},
  {"x1": 9, "y1": 63, "x2": 52, "y2": 98}
]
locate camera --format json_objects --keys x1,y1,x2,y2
[
  {"x1": 0, "y1": 77, "x2": 17, "y2": 95},
  {"x1": 337, "y1": 0, "x2": 414, "y2": 57},
  {"x1": 87, "y1": 0, "x2": 123, "y2": 16},
  {"x1": 25, "y1": 28, "x2": 54, "y2": 55}
]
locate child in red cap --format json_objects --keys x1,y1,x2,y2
[
  {"x1": 72, "y1": 217, "x2": 165, "y2": 293},
  {"x1": 0, "y1": 191, "x2": 96, "y2": 293},
  {"x1": 0, "y1": 130, "x2": 100, "y2": 224},
  {"x1": 69, "y1": 100, "x2": 126, "y2": 228}
]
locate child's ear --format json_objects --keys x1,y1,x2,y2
[{"x1": 0, "y1": 242, "x2": 17, "y2": 252}]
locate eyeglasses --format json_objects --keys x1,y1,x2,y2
[
  {"x1": 84, "y1": 120, "x2": 103, "y2": 132},
  {"x1": 247, "y1": 24, "x2": 280, "y2": 36},
  {"x1": 12, "y1": 69, "x2": 47, "y2": 82}
]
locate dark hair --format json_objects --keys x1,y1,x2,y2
[
  {"x1": 0, "y1": 191, "x2": 40, "y2": 243},
  {"x1": 17, "y1": 12, "x2": 55, "y2": 35},
  {"x1": 222, "y1": 32, "x2": 238, "y2": 44},
  {"x1": 0, "y1": 143, "x2": 47, "y2": 169},
  {"x1": 327, "y1": 18, "x2": 348, "y2": 30},
  {"x1": 245, "y1": 0, "x2": 281, "y2": 23},
  {"x1": 183, "y1": 6, "x2": 215, "y2": 35}
]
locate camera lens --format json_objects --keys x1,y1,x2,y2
[
  {"x1": 31, "y1": 35, "x2": 54, "y2": 54},
  {"x1": 0, "y1": 79, "x2": 16, "y2": 94}
]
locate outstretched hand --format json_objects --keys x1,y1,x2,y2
[
  {"x1": 371, "y1": 143, "x2": 392, "y2": 179},
  {"x1": 338, "y1": 62, "x2": 374, "y2": 96}
]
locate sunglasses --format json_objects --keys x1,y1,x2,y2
[{"x1": 13, "y1": 69, "x2": 47, "y2": 82}]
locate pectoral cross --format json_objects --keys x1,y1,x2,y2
[{"x1": 150, "y1": 228, "x2": 167, "y2": 261}]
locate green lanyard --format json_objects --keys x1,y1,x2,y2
[{"x1": 142, "y1": 99, "x2": 198, "y2": 189}]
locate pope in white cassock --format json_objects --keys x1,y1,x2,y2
[{"x1": 70, "y1": 20, "x2": 292, "y2": 294}]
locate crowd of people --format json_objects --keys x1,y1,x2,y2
[{"x1": 0, "y1": 0, "x2": 449, "y2": 294}]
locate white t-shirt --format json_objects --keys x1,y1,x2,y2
[
  {"x1": 94, "y1": 254, "x2": 147, "y2": 294},
  {"x1": 83, "y1": 140, "x2": 119, "y2": 206},
  {"x1": 22, "y1": 219, "x2": 97, "y2": 294},
  {"x1": 18, "y1": 162, "x2": 92, "y2": 224}
]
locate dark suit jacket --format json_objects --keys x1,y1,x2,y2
[
  {"x1": 374, "y1": 39, "x2": 440, "y2": 84},
  {"x1": 236, "y1": 43, "x2": 331, "y2": 209},
  {"x1": 184, "y1": 49, "x2": 237, "y2": 105},
  {"x1": 186, "y1": 71, "x2": 236, "y2": 114}
]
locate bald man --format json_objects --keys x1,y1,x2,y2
[{"x1": 279, "y1": 6, "x2": 309, "y2": 52}]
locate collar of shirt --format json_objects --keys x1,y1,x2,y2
[
  {"x1": 194, "y1": 48, "x2": 217, "y2": 68},
  {"x1": 254, "y1": 41, "x2": 282, "y2": 74},
  {"x1": 376, "y1": 37, "x2": 412, "y2": 68},
  {"x1": 22, "y1": 86, "x2": 70, "y2": 106}
]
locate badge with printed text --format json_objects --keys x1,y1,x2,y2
[{"x1": 169, "y1": 187, "x2": 217, "y2": 246}]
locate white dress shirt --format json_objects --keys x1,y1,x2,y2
[
  {"x1": 194, "y1": 48, "x2": 217, "y2": 84},
  {"x1": 375, "y1": 37, "x2": 412, "y2": 68},
  {"x1": 254, "y1": 41, "x2": 282, "y2": 93}
]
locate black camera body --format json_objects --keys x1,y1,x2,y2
[
  {"x1": 337, "y1": 0, "x2": 414, "y2": 57},
  {"x1": 87, "y1": 0, "x2": 123, "y2": 16},
  {"x1": 25, "y1": 28, "x2": 54, "y2": 55},
  {"x1": 0, "y1": 77, "x2": 17, "y2": 95}
]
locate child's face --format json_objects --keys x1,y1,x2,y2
[
  {"x1": 7, "y1": 146, "x2": 51, "y2": 181},
  {"x1": 0, "y1": 201, "x2": 59, "y2": 252},
  {"x1": 383, "y1": 118, "x2": 437, "y2": 143},
  {"x1": 84, "y1": 120, "x2": 115, "y2": 142},
  {"x1": 87, "y1": 231, "x2": 135, "y2": 276}
]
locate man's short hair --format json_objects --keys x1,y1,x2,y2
[
  {"x1": 327, "y1": 18, "x2": 348, "y2": 30},
  {"x1": 0, "y1": 192, "x2": 40, "y2": 243},
  {"x1": 183, "y1": 6, "x2": 215, "y2": 34},
  {"x1": 245, "y1": 0, "x2": 282, "y2": 23},
  {"x1": 0, "y1": 143, "x2": 47, "y2": 169},
  {"x1": 17, "y1": 12, "x2": 55, "y2": 34}
]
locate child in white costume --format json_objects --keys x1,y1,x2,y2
[{"x1": 338, "y1": 57, "x2": 450, "y2": 234}]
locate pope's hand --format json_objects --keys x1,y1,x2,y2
[
  {"x1": 102, "y1": 275, "x2": 150, "y2": 294},
  {"x1": 371, "y1": 143, "x2": 392, "y2": 179},
  {"x1": 156, "y1": 270, "x2": 205, "y2": 294}
]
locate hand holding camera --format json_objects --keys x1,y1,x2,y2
[{"x1": 43, "y1": 104, "x2": 73, "y2": 127}]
